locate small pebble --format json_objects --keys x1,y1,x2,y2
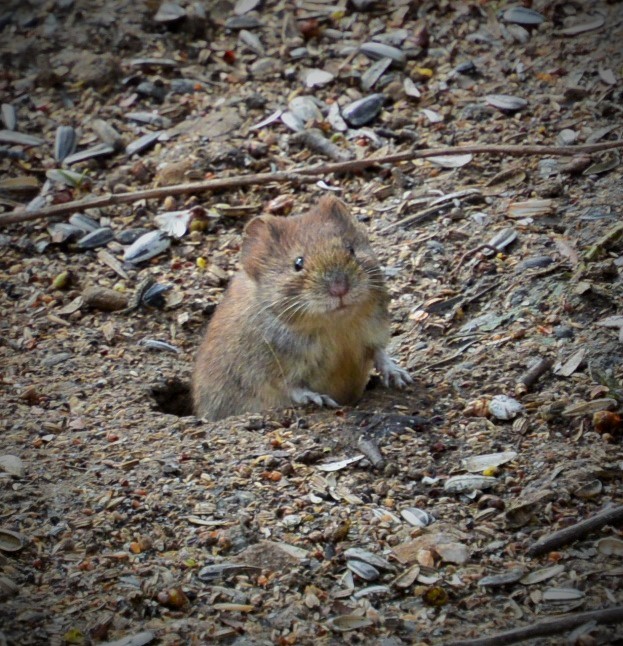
[{"x1": 553, "y1": 325, "x2": 574, "y2": 339}]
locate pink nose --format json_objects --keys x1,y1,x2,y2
[{"x1": 328, "y1": 277, "x2": 349, "y2": 297}]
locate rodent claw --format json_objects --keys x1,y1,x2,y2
[
  {"x1": 391, "y1": 367, "x2": 413, "y2": 388},
  {"x1": 374, "y1": 350, "x2": 412, "y2": 389},
  {"x1": 321, "y1": 395, "x2": 339, "y2": 408},
  {"x1": 291, "y1": 388, "x2": 338, "y2": 408}
]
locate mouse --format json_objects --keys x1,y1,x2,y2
[{"x1": 192, "y1": 195, "x2": 411, "y2": 420}]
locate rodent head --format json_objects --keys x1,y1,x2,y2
[{"x1": 241, "y1": 196, "x2": 386, "y2": 325}]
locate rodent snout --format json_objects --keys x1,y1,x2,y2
[{"x1": 326, "y1": 272, "x2": 350, "y2": 298}]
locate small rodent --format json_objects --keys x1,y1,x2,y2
[{"x1": 192, "y1": 195, "x2": 411, "y2": 420}]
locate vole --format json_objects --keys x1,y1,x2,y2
[{"x1": 192, "y1": 195, "x2": 411, "y2": 421}]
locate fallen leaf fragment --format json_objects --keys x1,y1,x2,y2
[
  {"x1": 433, "y1": 542, "x2": 470, "y2": 564},
  {"x1": 553, "y1": 348, "x2": 586, "y2": 377},
  {"x1": 427, "y1": 153, "x2": 473, "y2": 168},
  {"x1": 486, "y1": 94, "x2": 527, "y2": 111},
  {"x1": 562, "y1": 398, "x2": 617, "y2": 417},
  {"x1": 520, "y1": 564, "x2": 565, "y2": 585},
  {"x1": 596, "y1": 537, "x2": 623, "y2": 557},
  {"x1": 327, "y1": 615, "x2": 373, "y2": 632},
  {"x1": 444, "y1": 475, "x2": 497, "y2": 493},
  {"x1": 317, "y1": 455, "x2": 365, "y2": 471},
  {"x1": 479, "y1": 567, "x2": 525, "y2": 587},
  {"x1": 508, "y1": 199, "x2": 555, "y2": 219},
  {"x1": 0, "y1": 455, "x2": 24, "y2": 477},
  {"x1": 462, "y1": 451, "x2": 517, "y2": 473},
  {"x1": 99, "y1": 632, "x2": 155, "y2": 646},
  {"x1": 543, "y1": 587, "x2": 584, "y2": 601}
]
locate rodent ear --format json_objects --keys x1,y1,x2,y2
[
  {"x1": 243, "y1": 215, "x2": 267, "y2": 239},
  {"x1": 241, "y1": 216, "x2": 279, "y2": 279},
  {"x1": 314, "y1": 195, "x2": 353, "y2": 228}
]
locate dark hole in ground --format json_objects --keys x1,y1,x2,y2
[{"x1": 150, "y1": 377, "x2": 193, "y2": 417}]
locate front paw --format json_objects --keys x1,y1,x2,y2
[
  {"x1": 374, "y1": 350, "x2": 413, "y2": 388},
  {"x1": 290, "y1": 387, "x2": 339, "y2": 408}
]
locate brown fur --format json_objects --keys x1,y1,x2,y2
[{"x1": 192, "y1": 196, "x2": 392, "y2": 420}]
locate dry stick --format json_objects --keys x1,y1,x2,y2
[
  {"x1": 516, "y1": 357, "x2": 553, "y2": 390},
  {"x1": 446, "y1": 606, "x2": 623, "y2": 646},
  {"x1": 526, "y1": 504, "x2": 623, "y2": 557},
  {"x1": 2, "y1": 140, "x2": 623, "y2": 227},
  {"x1": 0, "y1": 171, "x2": 317, "y2": 226}
]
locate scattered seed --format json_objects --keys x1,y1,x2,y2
[
  {"x1": 0, "y1": 528, "x2": 25, "y2": 552},
  {"x1": 485, "y1": 94, "x2": 528, "y2": 112},
  {"x1": 360, "y1": 42, "x2": 406, "y2": 66},
  {"x1": 344, "y1": 548, "x2": 394, "y2": 571},
  {"x1": 69, "y1": 212, "x2": 100, "y2": 233},
  {"x1": 542, "y1": 587, "x2": 584, "y2": 602},
  {"x1": 342, "y1": 94, "x2": 385, "y2": 127},
  {"x1": 0, "y1": 130, "x2": 44, "y2": 146},
  {"x1": 483, "y1": 227, "x2": 517, "y2": 255},
  {"x1": 126, "y1": 112, "x2": 172, "y2": 128},
  {"x1": 239, "y1": 29, "x2": 264, "y2": 56},
  {"x1": 502, "y1": 7, "x2": 545, "y2": 26},
  {"x1": 126, "y1": 131, "x2": 164, "y2": 156},
  {"x1": 1, "y1": 104, "x2": 17, "y2": 130},
  {"x1": 444, "y1": 475, "x2": 498, "y2": 493},
  {"x1": 154, "y1": 1, "x2": 186, "y2": 23},
  {"x1": 91, "y1": 119, "x2": 124, "y2": 150},
  {"x1": 303, "y1": 68, "x2": 334, "y2": 88},
  {"x1": 520, "y1": 564, "x2": 565, "y2": 585},
  {"x1": 479, "y1": 568, "x2": 525, "y2": 587},
  {"x1": 138, "y1": 339, "x2": 180, "y2": 353},
  {"x1": 361, "y1": 58, "x2": 392, "y2": 92},
  {"x1": 123, "y1": 230, "x2": 170, "y2": 264},
  {"x1": 557, "y1": 13, "x2": 605, "y2": 36},
  {"x1": 141, "y1": 283, "x2": 172, "y2": 308},
  {"x1": 64, "y1": 143, "x2": 115, "y2": 166},
  {"x1": 54, "y1": 126, "x2": 77, "y2": 162},
  {"x1": 225, "y1": 15, "x2": 262, "y2": 30},
  {"x1": 462, "y1": 452, "x2": 517, "y2": 473},
  {"x1": 514, "y1": 256, "x2": 555, "y2": 272},
  {"x1": 76, "y1": 227, "x2": 114, "y2": 249},
  {"x1": 48, "y1": 222, "x2": 83, "y2": 244},
  {"x1": 346, "y1": 559, "x2": 380, "y2": 581},
  {"x1": 327, "y1": 615, "x2": 373, "y2": 632}
]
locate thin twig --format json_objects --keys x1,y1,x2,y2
[
  {"x1": 461, "y1": 280, "x2": 500, "y2": 308},
  {"x1": 446, "y1": 606, "x2": 623, "y2": 646},
  {"x1": 448, "y1": 244, "x2": 500, "y2": 282},
  {"x1": 526, "y1": 504, "x2": 623, "y2": 557},
  {"x1": 380, "y1": 188, "x2": 483, "y2": 232},
  {"x1": 380, "y1": 201, "x2": 453, "y2": 232},
  {"x1": 414, "y1": 339, "x2": 481, "y2": 372},
  {"x1": 2, "y1": 140, "x2": 623, "y2": 227}
]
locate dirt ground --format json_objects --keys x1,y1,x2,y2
[{"x1": 1, "y1": 1, "x2": 622, "y2": 644}]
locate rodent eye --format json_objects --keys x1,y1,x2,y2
[
  {"x1": 346, "y1": 244, "x2": 355, "y2": 257},
  {"x1": 293, "y1": 256, "x2": 305, "y2": 272}
]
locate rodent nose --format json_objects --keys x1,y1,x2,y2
[{"x1": 328, "y1": 275, "x2": 350, "y2": 298}]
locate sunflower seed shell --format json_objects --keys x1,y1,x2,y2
[
  {"x1": 123, "y1": 230, "x2": 170, "y2": 263},
  {"x1": 54, "y1": 125, "x2": 77, "y2": 162}
]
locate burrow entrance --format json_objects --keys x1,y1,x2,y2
[{"x1": 150, "y1": 377, "x2": 194, "y2": 417}]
